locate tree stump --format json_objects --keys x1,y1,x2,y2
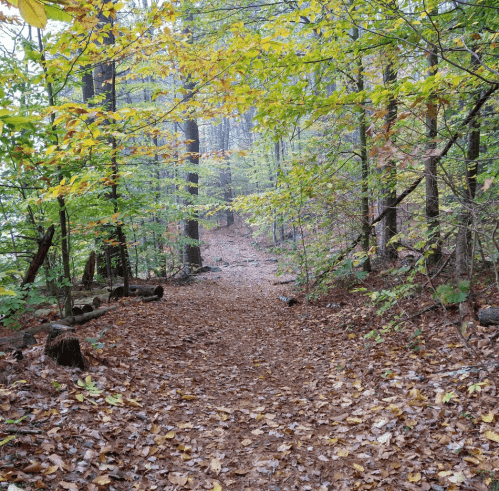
[
  {"x1": 44, "y1": 329, "x2": 85, "y2": 370},
  {"x1": 478, "y1": 308, "x2": 499, "y2": 326},
  {"x1": 81, "y1": 251, "x2": 96, "y2": 290}
]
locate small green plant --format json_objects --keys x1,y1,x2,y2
[
  {"x1": 434, "y1": 280, "x2": 470, "y2": 305},
  {"x1": 86, "y1": 326, "x2": 114, "y2": 350},
  {"x1": 443, "y1": 391, "x2": 458, "y2": 403},
  {"x1": 382, "y1": 369, "x2": 392, "y2": 378},
  {"x1": 4, "y1": 415, "x2": 27, "y2": 424},
  {"x1": 365, "y1": 329, "x2": 384, "y2": 343},
  {"x1": 51, "y1": 380, "x2": 63, "y2": 391}
]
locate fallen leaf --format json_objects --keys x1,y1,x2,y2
[
  {"x1": 58, "y1": 482, "x2": 78, "y2": 490},
  {"x1": 241, "y1": 439, "x2": 252, "y2": 446},
  {"x1": 481, "y1": 412, "x2": 495, "y2": 423},
  {"x1": 483, "y1": 430, "x2": 499, "y2": 443},
  {"x1": 168, "y1": 473, "x2": 188, "y2": 486},
  {"x1": 408, "y1": 472, "x2": 421, "y2": 482},
  {"x1": 210, "y1": 458, "x2": 221, "y2": 475},
  {"x1": 93, "y1": 475, "x2": 111, "y2": 485}
]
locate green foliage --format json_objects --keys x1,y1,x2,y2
[
  {"x1": 86, "y1": 326, "x2": 115, "y2": 351},
  {"x1": 434, "y1": 281, "x2": 470, "y2": 306}
]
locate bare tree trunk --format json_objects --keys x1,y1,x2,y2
[
  {"x1": 455, "y1": 51, "x2": 481, "y2": 278},
  {"x1": 181, "y1": 11, "x2": 202, "y2": 274},
  {"x1": 425, "y1": 46, "x2": 442, "y2": 267},
  {"x1": 380, "y1": 55, "x2": 398, "y2": 261},
  {"x1": 353, "y1": 24, "x2": 371, "y2": 272},
  {"x1": 219, "y1": 117, "x2": 234, "y2": 227}
]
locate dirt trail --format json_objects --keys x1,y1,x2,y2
[{"x1": 1, "y1": 221, "x2": 496, "y2": 490}]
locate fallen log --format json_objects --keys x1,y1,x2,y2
[
  {"x1": 141, "y1": 295, "x2": 160, "y2": 303},
  {"x1": 72, "y1": 306, "x2": 84, "y2": 316},
  {"x1": 72, "y1": 289, "x2": 108, "y2": 299},
  {"x1": 74, "y1": 304, "x2": 94, "y2": 314},
  {"x1": 478, "y1": 308, "x2": 499, "y2": 326},
  {"x1": 56, "y1": 305, "x2": 119, "y2": 326},
  {"x1": 279, "y1": 296, "x2": 298, "y2": 306},
  {"x1": 110, "y1": 284, "x2": 164, "y2": 300}
]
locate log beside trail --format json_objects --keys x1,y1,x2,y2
[
  {"x1": 110, "y1": 284, "x2": 164, "y2": 300},
  {"x1": 73, "y1": 304, "x2": 94, "y2": 314},
  {"x1": 279, "y1": 296, "x2": 298, "y2": 306},
  {"x1": 478, "y1": 308, "x2": 499, "y2": 326}
]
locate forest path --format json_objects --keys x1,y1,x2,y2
[{"x1": 2, "y1": 221, "x2": 494, "y2": 490}]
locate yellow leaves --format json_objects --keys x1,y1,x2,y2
[
  {"x1": 388, "y1": 404, "x2": 403, "y2": 417},
  {"x1": 18, "y1": 0, "x2": 47, "y2": 29},
  {"x1": 336, "y1": 448, "x2": 349, "y2": 457},
  {"x1": 93, "y1": 475, "x2": 111, "y2": 485},
  {"x1": 211, "y1": 483, "x2": 222, "y2": 491},
  {"x1": 483, "y1": 430, "x2": 499, "y2": 443},
  {"x1": 181, "y1": 394, "x2": 196, "y2": 400},
  {"x1": 481, "y1": 412, "x2": 495, "y2": 423},
  {"x1": 346, "y1": 417, "x2": 362, "y2": 424},
  {"x1": 352, "y1": 463, "x2": 364, "y2": 472},
  {"x1": 408, "y1": 472, "x2": 421, "y2": 482},
  {"x1": 464, "y1": 456, "x2": 480, "y2": 465}
]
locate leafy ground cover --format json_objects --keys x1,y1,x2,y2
[{"x1": 1, "y1": 223, "x2": 499, "y2": 490}]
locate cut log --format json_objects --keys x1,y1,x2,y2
[
  {"x1": 110, "y1": 284, "x2": 164, "y2": 300},
  {"x1": 141, "y1": 295, "x2": 160, "y2": 303},
  {"x1": 74, "y1": 304, "x2": 94, "y2": 314},
  {"x1": 278, "y1": 296, "x2": 298, "y2": 306},
  {"x1": 81, "y1": 251, "x2": 96, "y2": 290},
  {"x1": 72, "y1": 306, "x2": 84, "y2": 316},
  {"x1": 56, "y1": 305, "x2": 119, "y2": 326},
  {"x1": 44, "y1": 333, "x2": 85, "y2": 370},
  {"x1": 478, "y1": 308, "x2": 499, "y2": 326},
  {"x1": 72, "y1": 289, "x2": 108, "y2": 299}
]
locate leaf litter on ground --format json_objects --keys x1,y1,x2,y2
[{"x1": 0, "y1": 221, "x2": 498, "y2": 490}]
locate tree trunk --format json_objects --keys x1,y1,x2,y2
[
  {"x1": 93, "y1": 12, "x2": 131, "y2": 289},
  {"x1": 81, "y1": 251, "x2": 96, "y2": 290},
  {"x1": 182, "y1": 13, "x2": 202, "y2": 274},
  {"x1": 21, "y1": 225, "x2": 55, "y2": 288},
  {"x1": 425, "y1": 46, "x2": 442, "y2": 267},
  {"x1": 353, "y1": 23, "x2": 371, "y2": 272},
  {"x1": 380, "y1": 55, "x2": 398, "y2": 261},
  {"x1": 455, "y1": 50, "x2": 481, "y2": 278},
  {"x1": 219, "y1": 117, "x2": 234, "y2": 227}
]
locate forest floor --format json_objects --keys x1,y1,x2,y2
[{"x1": 1, "y1": 219, "x2": 499, "y2": 491}]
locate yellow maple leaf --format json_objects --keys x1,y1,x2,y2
[
  {"x1": 352, "y1": 463, "x2": 364, "y2": 472},
  {"x1": 212, "y1": 482, "x2": 222, "y2": 491}
]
